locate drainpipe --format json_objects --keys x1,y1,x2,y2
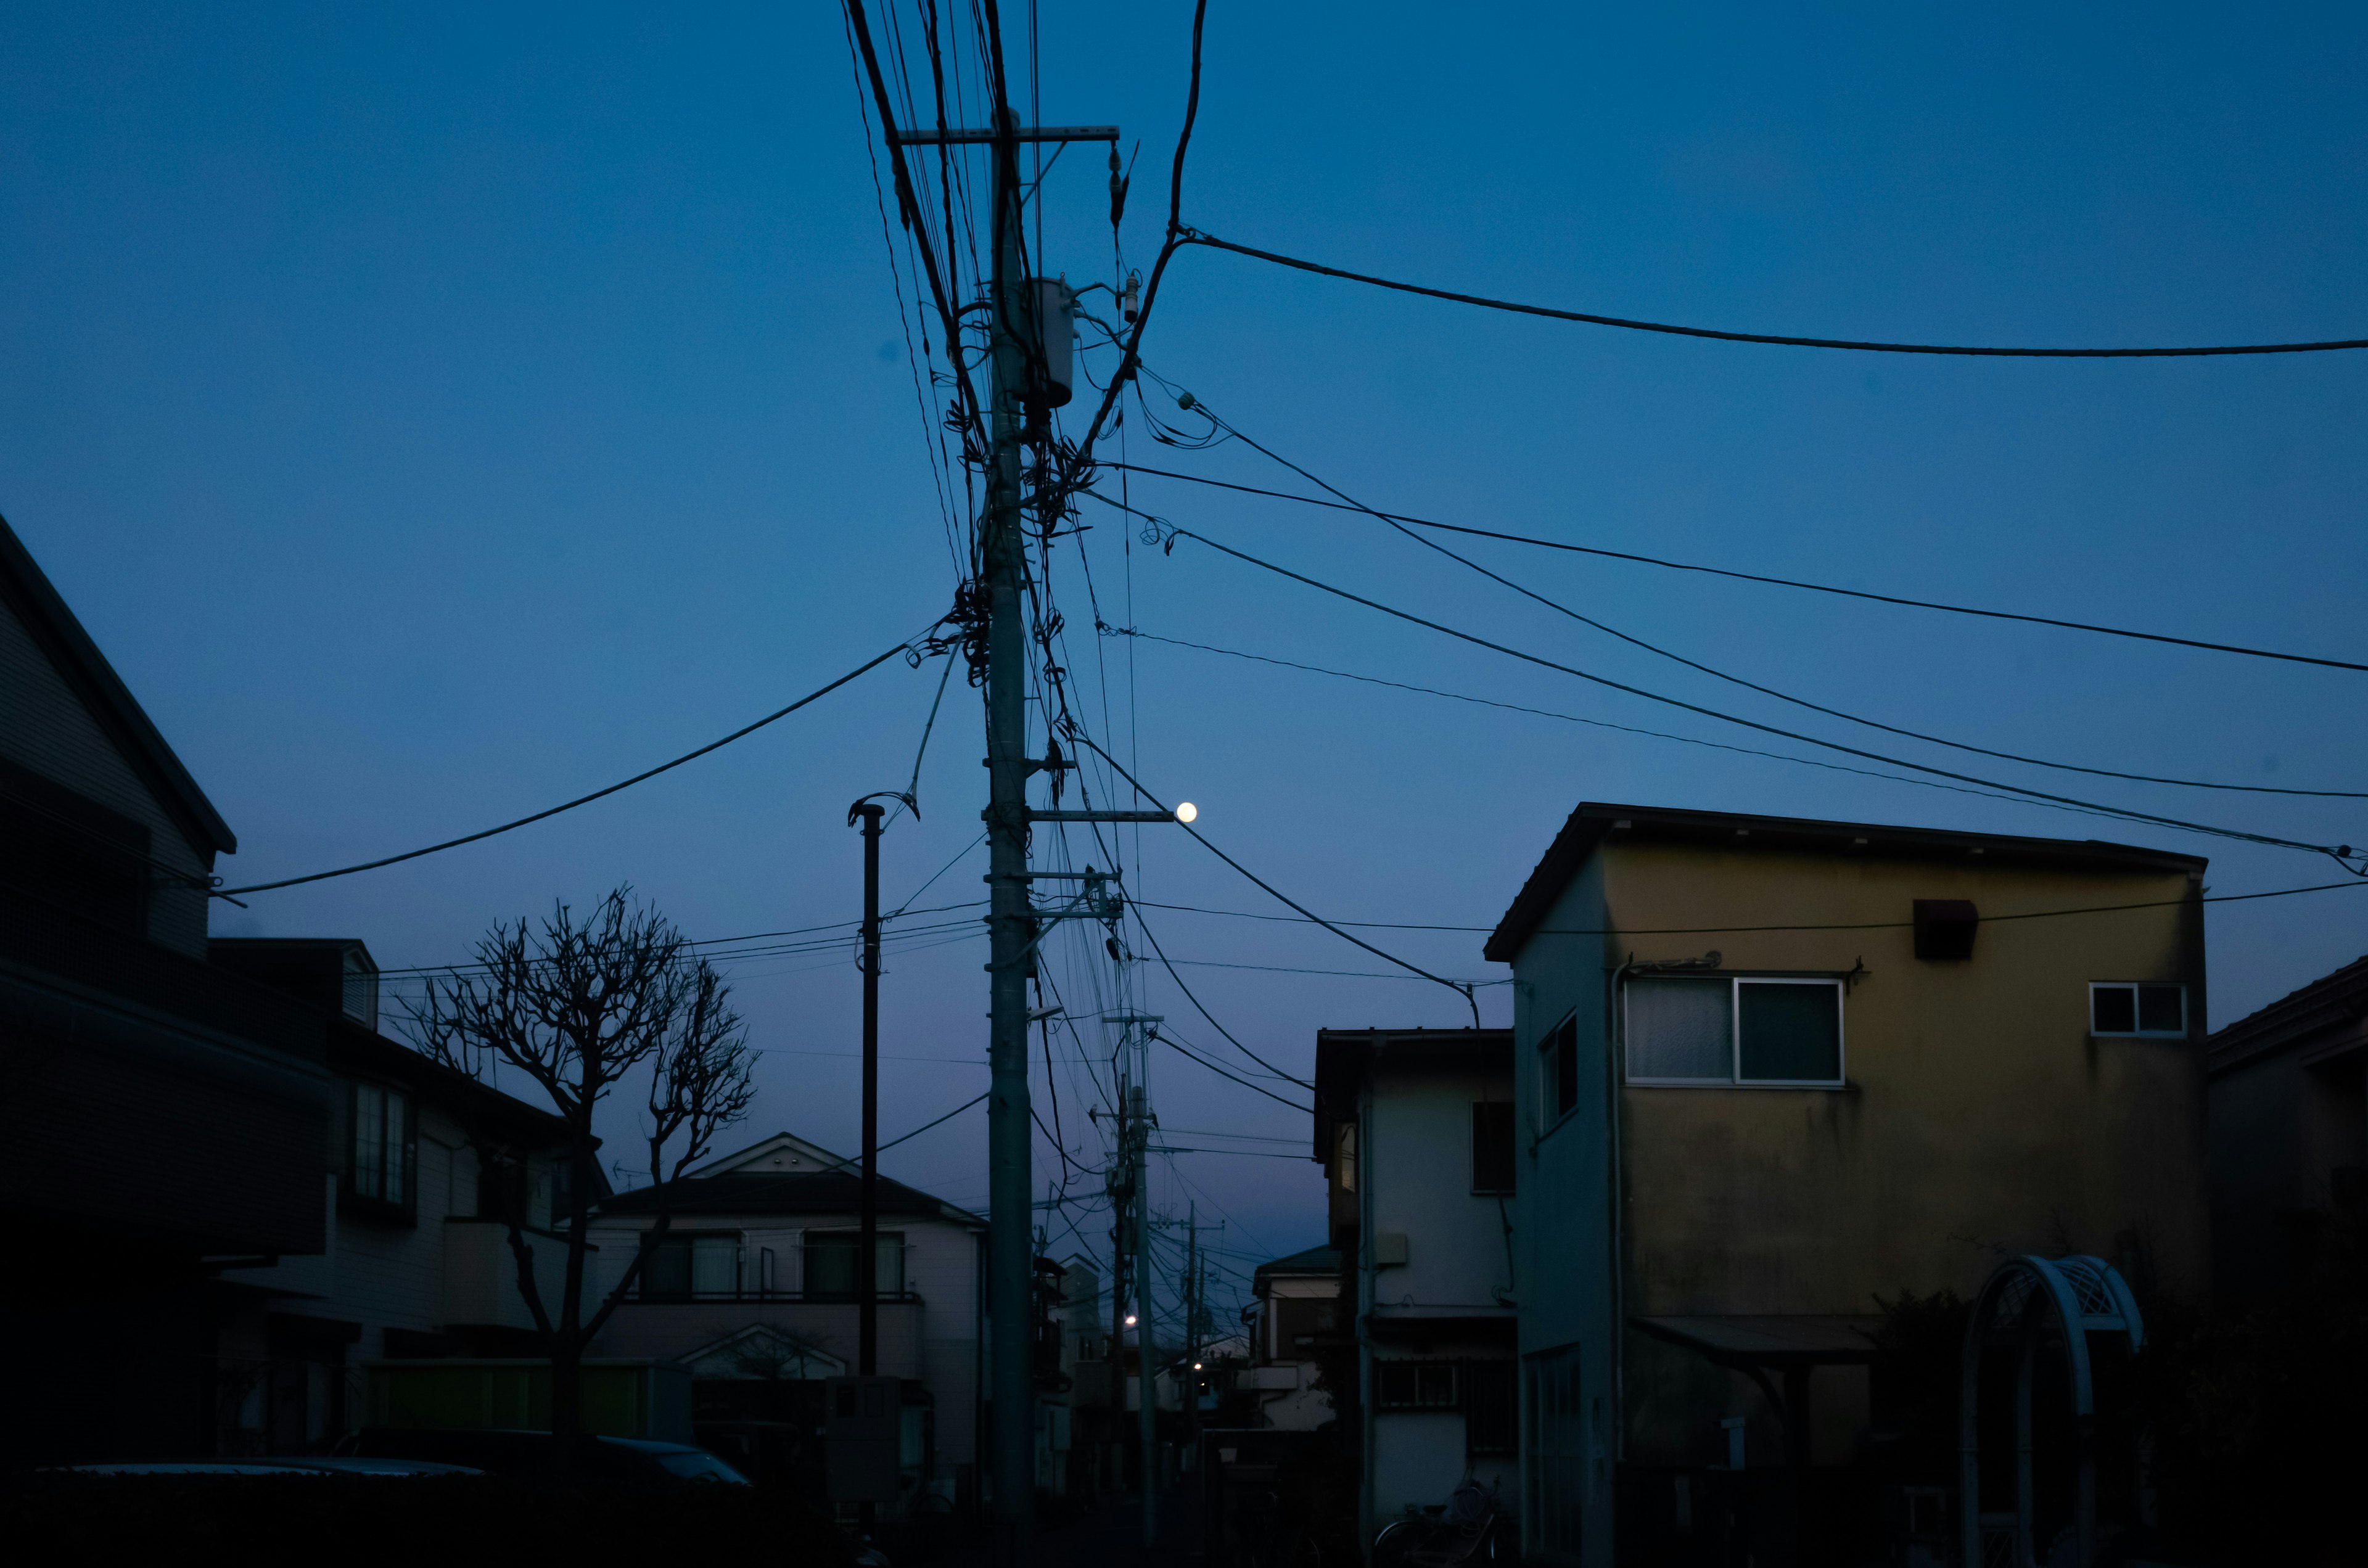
[{"x1": 1606, "y1": 953, "x2": 1637, "y2": 1484}]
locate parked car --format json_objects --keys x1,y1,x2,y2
[
  {"x1": 45, "y1": 1458, "x2": 480, "y2": 1477},
  {"x1": 340, "y1": 1428, "x2": 749, "y2": 1485}
]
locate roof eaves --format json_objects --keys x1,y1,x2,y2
[
  {"x1": 0, "y1": 514, "x2": 238, "y2": 856},
  {"x1": 1484, "y1": 800, "x2": 2206, "y2": 965}
]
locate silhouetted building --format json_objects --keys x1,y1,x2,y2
[
  {"x1": 0, "y1": 515, "x2": 329, "y2": 1466},
  {"x1": 2207, "y1": 953, "x2": 2367, "y2": 1302}
]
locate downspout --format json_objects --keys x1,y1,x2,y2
[
  {"x1": 1359, "y1": 1073, "x2": 1376, "y2": 1553},
  {"x1": 1606, "y1": 953, "x2": 1635, "y2": 1476}
]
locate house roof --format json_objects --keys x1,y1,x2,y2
[
  {"x1": 1484, "y1": 800, "x2": 2208, "y2": 964},
  {"x1": 332, "y1": 1024, "x2": 577, "y2": 1154},
  {"x1": 597, "y1": 1170, "x2": 985, "y2": 1228},
  {"x1": 1312, "y1": 1027, "x2": 1513, "y2": 1161},
  {"x1": 0, "y1": 512, "x2": 237, "y2": 856},
  {"x1": 2206, "y1": 953, "x2": 2368, "y2": 1078},
  {"x1": 1251, "y1": 1245, "x2": 1341, "y2": 1296}
]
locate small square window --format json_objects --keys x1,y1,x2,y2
[{"x1": 2090, "y1": 982, "x2": 2185, "y2": 1038}]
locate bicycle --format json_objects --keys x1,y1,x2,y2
[{"x1": 1370, "y1": 1479, "x2": 1509, "y2": 1568}]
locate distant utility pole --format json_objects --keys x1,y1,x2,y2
[
  {"x1": 1125, "y1": 1024, "x2": 1160, "y2": 1546},
  {"x1": 885, "y1": 110, "x2": 1176, "y2": 1564},
  {"x1": 847, "y1": 795, "x2": 889, "y2": 1537}
]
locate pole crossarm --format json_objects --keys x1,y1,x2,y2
[
  {"x1": 889, "y1": 124, "x2": 1120, "y2": 146},
  {"x1": 1027, "y1": 808, "x2": 1183, "y2": 823}
]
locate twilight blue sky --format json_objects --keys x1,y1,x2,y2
[{"x1": 4, "y1": 3, "x2": 2365, "y2": 1315}]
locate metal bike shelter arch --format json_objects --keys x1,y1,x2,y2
[{"x1": 1959, "y1": 1254, "x2": 2145, "y2": 1568}]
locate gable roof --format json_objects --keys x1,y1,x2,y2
[
  {"x1": 0, "y1": 513, "x2": 237, "y2": 856},
  {"x1": 688, "y1": 1130, "x2": 848, "y2": 1178},
  {"x1": 1484, "y1": 800, "x2": 2206, "y2": 964},
  {"x1": 596, "y1": 1170, "x2": 984, "y2": 1226},
  {"x1": 2207, "y1": 953, "x2": 2368, "y2": 1078}
]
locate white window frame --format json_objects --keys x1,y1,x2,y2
[
  {"x1": 2087, "y1": 981, "x2": 2187, "y2": 1039},
  {"x1": 1622, "y1": 974, "x2": 1847, "y2": 1088},
  {"x1": 1537, "y1": 1009, "x2": 1581, "y2": 1131}
]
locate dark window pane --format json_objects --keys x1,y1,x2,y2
[
  {"x1": 1376, "y1": 1362, "x2": 1416, "y2": 1408},
  {"x1": 1471, "y1": 1102, "x2": 1515, "y2": 1194},
  {"x1": 1417, "y1": 1364, "x2": 1457, "y2": 1406},
  {"x1": 805, "y1": 1238, "x2": 857, "y2": 1299},
  {"x1": 2138, "y1": 985, "x2": 2184, "y2": 1033},
  {"x1": 2092, "y1": 985, "x2": 2136, "y2": 1034},
  {"x1": 1737, "y1": 983, "x2": 1840, "y2": 1082},
  {"x1": 1628, "y1": 977, "x2": 1732, "y2": 1081},
  {"x1": 1466, "y1": 1360, "x2": 1518, "y2": 1456},
  {"x1": 1553, "y1": 1017, "x2": 1579, "y2": 1117},
  {"x1": 641, "y1": 1240, "x2": 692, "y2": 1299}
]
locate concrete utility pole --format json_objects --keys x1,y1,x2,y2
[
  {"x1": 980, "y1": 112, "x2": 1033, "y2": 1566},
  {"x1": 1132, "y1": 1077, "x2": 1157, "y2": 1545},
  {"x1": 850, "y1": 800, "x2": 886, "y2": 1382},
  {"x1": 890, "y1": 110, "x2": 1154, "y2": 1564}
]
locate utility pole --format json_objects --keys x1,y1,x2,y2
[
  {"x1": 1184, "y1": 1204, "x2": 1201, "y2": 1463},
  {"x1": 886, "y1": 112, "x2": 1157, "y2": 1564},
  {"x1": 1133, "y1": 1076, "x2": 1157, "y2": 1545},
  {"x1": 849, "y1": 798, "x2": 886, "y2": 1536},
  {"x1": 980, "y1": 105, "x2": 1037, "y2": 1567}
]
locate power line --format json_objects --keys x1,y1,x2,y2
[
  {"x1": 1132, "y1": 873, "x2": 2368, "y2": 939},
  {"x1": 1152, "y1": 523, "x2": 2366, "y2": 869},
  {"x1": 1104, "y1": 461, "x2": 2368, "y2": 676},
  {"x1": 218, "y1": 639, "x2": 931, "y2": 896},
  {"x1": 1067, "y1": 733, "x2": 1487, "y2": 1020},
  {"x1": 1122, "y1": 413, "x2": 2368, "y2": 801},
  {"x1": 1180, "y1": 229, "x2": 2368, "y2": 358},
  {"x1": 1106, "y1": 625, "x2": 2184, "y2": 826},
  {"x1": 1129, "y1": 905, "x2": 1315, "y2": 1087}
]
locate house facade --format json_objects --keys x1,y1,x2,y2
[
  {"x1": 1314, "y1": 1027, "x2": 1520, "y2": 1544},
  {"x1": 0, "y1": 515, "x2": 332, "y2": 1467},
  {"x1": 208, "y1": 938, "x2": 581, "y2": 1453},
  {"x1": 1242, "y1": 1244, "x2": 1341, "y2": 1431},
  {"x1": 586, "y1": 1130, "x2": 987, "y2": 1511},
  {"x1": 1483, "y1": 802, "x2": 2212, "y2": 1563},
  {"x1": 2206, "y1": 953, "x2": 2367, "y2": 1302}
]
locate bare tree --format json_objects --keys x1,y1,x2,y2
[{"x1": 410, "y1": 887, "x2": 755, "y2": 1449}]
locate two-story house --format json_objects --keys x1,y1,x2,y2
[
  {"x1": 1242, "y1": 1245, "x2": 1341, "y2": 1431},
  {"x1": 1314, "y1": 1027, "x2": 1520, "y2": 1541},
  {"x1": 1484, "y1": 802, "x2": 2211, "y2": 1564},
  {"x1": 207, "y1": 938, "x2": 583, "y2": 1453},
  {"x1": 0, "y1": 515, "x2": 332, "y2": 1468},
  {"x1": 585, "y1": 1130, "x2": 987, "y2": 1512}
]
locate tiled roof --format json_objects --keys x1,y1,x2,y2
[{"x1": 2207, "y1": 953, "x2": 2368, "y2": 1075}]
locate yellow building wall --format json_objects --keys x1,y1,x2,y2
[{"x1": 1597, "y1": 839, "x2": 2209, "y2": 1463}]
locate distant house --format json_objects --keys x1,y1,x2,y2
[
  {"x1": 1241, "y1": 1244, "x2": 1341, "y2": 1431},
  {"x1": 207, "y1": 938, "x2": 582, "y2": 1452},
  {"x1": 1484, "y1": 802, "x2": 2211, "y2": 1564},
  {"x1": 2206, "y1": 953, "x2": 2367, "y2": 1301},
  {"x1": 1314, "y1": 1028, "x2": 1519, "y2": 1540},
  {"x1": 586, "y1": 1130, "x2": 986, "y2": 1511},
  {"x1": 0, "y1": 515, "x2": 331, "y2": 1467}
]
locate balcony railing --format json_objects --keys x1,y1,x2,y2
[{"x1": 626, "y1": 1287, "x2": 923, "y2": 1305}]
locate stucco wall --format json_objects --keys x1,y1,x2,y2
[
  {"x1": 1600, "y1": 840, "x2": 2210, "y2": 1334},
  {"x1": 1510, "y1": 853, "x2": 1618, "y2": 1565}
]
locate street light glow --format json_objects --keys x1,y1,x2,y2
[
  {"x1": 1124, "y1": 1313, "x2": 1138, "y2": 1326},
  {"x1": 1174, "y1": 802, "x2": 1198, "y2": 824}
]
